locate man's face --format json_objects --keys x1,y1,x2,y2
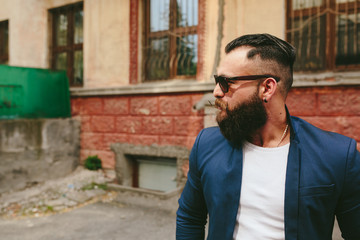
[{"x1": 213, "y1": 46, "x2": 268, "y2": 146}]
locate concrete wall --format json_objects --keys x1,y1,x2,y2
[{"x1": 0, "y1": 119, "x2": 80, "y2": 194}]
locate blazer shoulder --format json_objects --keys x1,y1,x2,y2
[
  {"x1": 291, "y1": 116, "x2": 355, "y2": 152},
  {"x1": 197, "y1": 127, "x2": 227, "y2": 145}
]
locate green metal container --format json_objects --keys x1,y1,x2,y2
[{"x1": 0, "y1": 65, "x2": 71, "y2": 119}]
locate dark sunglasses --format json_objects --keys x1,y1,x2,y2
[{"x1": 214, "y1": 74, "x2": 280, "y2": 93}]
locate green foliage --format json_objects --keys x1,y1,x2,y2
[
  {"x1": 46, "y1": 205, "x2": 54, "y2": 212},
  {"x1": 84, "y1": 155, "x2": 102, "y2": 170}
]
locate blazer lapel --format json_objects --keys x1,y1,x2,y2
[
  {"x1": 284, "y1": 124, "x2": 301, "y2": 240},
  {"x1": 219, "y1": 146, "x2": 243, "y2": 240}
]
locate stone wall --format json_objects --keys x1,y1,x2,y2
[
  {"x1": 286, "y1": 86, "x2": 360, "y2": 145},
  {"x1": 0, "y1": 118, "x2": 80, "y2": 194},
  {"x1": 201, "y1": 86, "x2": 360, "y2": 146},
  {"x1": 71, "y1": 93, "x2": 205, "y2": 169},
  {"x1": 72, "y1": 85, "x2": 360, "y2": 176}
]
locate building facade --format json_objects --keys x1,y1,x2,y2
[{"x1": 1, "y1": 0, "x2": 360, "y2": 190}]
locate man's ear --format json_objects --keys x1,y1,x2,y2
[{"x1": 260, "y1": 78, "x2": 277, "y2": 102}]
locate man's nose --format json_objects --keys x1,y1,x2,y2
[{"x1": 213, "y1": 83, "x2": 225, "y2": 98}]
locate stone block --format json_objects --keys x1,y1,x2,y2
[
  {"x1": 159, "y1": 136, "x2": 188, "y2": 147},
  {"x1": 142, "y1": 117, "x2": 173, "y2": 135},
  {"x1": 103, "y1": 97, "x2": 129, "y2": 115},
  {"x1": 81, "y1": 132, "x2": 104, "y2": 150},
  {"x1": 115, "y1": 116, "x2": 142, "y2": 134},
  {"x1": 82, "y1": 97, "x2": 103, "y2": 115},
  {"x1": 130, "y1": 97, "x2": 158, "y2": 116},
  {"x1": 128, "y1": 135, "x2": 159, "y2": 146},
  {"x1": 90, "y1": 116, "x2": 115, "y2": 133},
  {"x1": 318, "y1": 91, "x2": 360, "y2": 116},
  {"x1": 103, "y1": 133, "x2": 128, "y2": 150},
  {"x1": 286, "y1": 91, "x2": 317, "y2": 116},
  {"x1": 70, "y1": 97, "x2": 82, "y2": 116},
  {"x1": 159, "y1": 95, "x2": 192, "y2": 116},
  {"x1": 80, "y1": 115, "x2": 92, "y2": 132},
  {"x1": 174, "y1": 116, "x2": 203, "y2": 136}
]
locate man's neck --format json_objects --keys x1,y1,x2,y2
[{"x1": 247, "y1": 107, "x2": 289, "y2": 148}]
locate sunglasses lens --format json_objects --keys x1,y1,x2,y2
[
  {"x1": 214, "y1": 76, "x2": 228, "y2": 93},
  {"x1": 219, "y1": 78, "x2": 227, "y2": 93}
]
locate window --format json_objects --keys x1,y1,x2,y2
[
  {"x1": 133, "y1": 156, "x2": 177, "y2": 192},
  {"x1": 50, "y1": 3, "x2": 83, "y2": 86},
  {"x1": 0, "y1": 20, "x2": 9, "y2": 64},
  {"x1": 286, "y1": 0, "x2": 360, "y2": 72},
  {"x1": 144, "y1": 0, "x2": 198, "y2": 81}
]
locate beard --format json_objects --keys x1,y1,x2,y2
[{"x1": 215, "y1": 91, "x2": 268, "y2": 148}]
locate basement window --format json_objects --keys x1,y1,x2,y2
[
  {"x1": 111, "y1": 143, "x2": 189, "y2": 192},
  {"x1": 132, "y1": 156, "x2": 177, "y2": 192}
]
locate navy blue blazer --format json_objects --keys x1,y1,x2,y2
[{"x1": 176, "y1": 115, "x2": 360, "y2": 240}]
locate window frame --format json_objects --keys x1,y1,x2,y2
[
  {"x1": 0, "y1": 20, "x2": 9, "y2": 64},
  {"x1": 50, "y1": 2, "x2": 83, "y2": 86},
  {"x1": 286, "y1": 0, "x2": 360, "y2": 72},
  {"x1": 143, "y1": 0, "x2": 198, "y2": 81}
]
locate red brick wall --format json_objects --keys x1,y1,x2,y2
[
  {"x1": 72, "y1": 86, "x2": 360, "y2": 169},
  {"x1": 71, "y1": 93, "x2": 205, "y2": 169},
  {"x1": 286, "y1": 86, "x2": 360, "y2": 147}
]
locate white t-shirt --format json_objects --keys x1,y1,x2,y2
[{"x1": 233, "y1": 141, "x2": 290, "y2": 240}]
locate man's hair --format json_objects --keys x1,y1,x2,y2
[{"x1": 225, "y1": 33, "x2": 296, "y2": 96}]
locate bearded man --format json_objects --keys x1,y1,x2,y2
[{"x1": 176, "y1": 33, "x2": 360, "y2": 240}]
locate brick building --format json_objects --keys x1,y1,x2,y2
[{"x1": 0, "y1": 0, "x2": 359, "y2": 191}]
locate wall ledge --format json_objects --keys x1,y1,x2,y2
[
  {"x1": 293, "y1": 71, "x2": 360, "y2": 87},
  {"x1": 70, "y1": 71, "x2": 360, "y2": 97},
  {"x1": 70, "y1": 80, "x2": 215, "y2": 97}
]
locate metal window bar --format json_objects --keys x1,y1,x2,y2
[
  {"x1": 317, "y1": 2, "x2": 321, "y2": 57},
  {"x1": 287, "y1": 0, "x2": 360, "y2": 71},
  {"x1": 355, "y1": 1, "x2": 358, "y2": 55}
]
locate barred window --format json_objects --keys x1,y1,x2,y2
[
  {"x1": 144, "y1": 0, "x2": 198, "y2": 81},
  {"x1": 50, "y1": 2, "x2": 83, "y2": 86},
  {"x1": 0, "y1": 20, "x2": 9, "y2": 64},
  {"x1": 287, "y1": 0, "x2": 360, "y2": 72}
]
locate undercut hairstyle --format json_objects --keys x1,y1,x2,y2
[{"x1": 225, "y1": 33, "x2": 296, "y2": 97}]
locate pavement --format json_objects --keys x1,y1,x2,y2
[
  {"x1": 0, "y1": 202, "x2": 175, "y2": 240},
  {"x1": 0, "y1": 167, "x2": 177, "y2": 240},
  {"x1": 0, "y1": 167, "x2": 343, "y2": 240}
]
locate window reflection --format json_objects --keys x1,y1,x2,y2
[
  {"x1": 177, "y1": 0, "x2": 198, "y2": 27},
  {"x1": 336, "y1": 13, "x2": 360, "y2": 65},
  {"x1": 55, "y1": 52, "x2": 67, "y2": 70},
  {"x1": 146, "y1": 38, "x2": 170, "y2": 80},
  {"x1": 74, "y1": 50, "x2": 83, "y2": 85},
  {"x1": 177, "y1": 34, "x2": 197, "y2": 75},
  {"x1": 292, "y1": 0, "x2": 322, "y2": 9},
  {"x1": 150, "y1": 0, "x2": 170, "y2": 32},
  {"x1": 74, "y1": 10, "x2": 83, "y2": 44},
  {"x1": 55, "y1": 13, "x2": 67, "y2": 46},
  {"x1": 145, "y1": 0, "x2": 198, "y2": 81}
]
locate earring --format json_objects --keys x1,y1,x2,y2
[{"x1": 264, "y1": 98, "x2": 268, "y2": 103}]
